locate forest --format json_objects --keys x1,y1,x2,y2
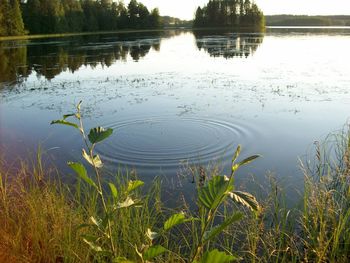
[
  {"x1": 0, "y1": 0, "x2": 162, "y2": 36},
  {"x1": 193, "y1": 0, "x2": 265, "y2": 30},
  {"x1": 266, "y1": 15, "x2": 350, "y2": 26}
]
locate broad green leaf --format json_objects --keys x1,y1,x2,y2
[
  {"x1": 164, "y1": 212, "x2": 187, "y2": 231},
  {"x1": 203, "y1": 213, "x2": 243, "y2": 243},
  {"x1": 51, "y1": 119, "x2": 78, "y2": 129},
  {"x1": 82, "y1": 149, "x2": 103, "y2": 168},
  {"x1": 143, "y1": 245, "x2": 167, "y2": 261},
  {"x1": 88, "y1": 127, "x2": 113, "y2": 144},
  {"x1": 198, "y1": 249, "x2": 238, "y2": 263},
  {"x1": 198, "y1": 176, "x2": 233, "y2": 210},
  {"x1": 229, "y1": 191, "x2": 260, "y2": 212},
  {"x1": 68, "y1": 162, "x2": 98, "y2": 190},
  {"x1": 117, "y1": 197, "x2": 135, "y2": 208},
  {"x1": 83, "y1": 239, "x2": 103, "y2": 252},
  {"x1": 146, "y1": 228, "x2": 159, "y2": 241},
  {"x1": 109, "y1": 183, "x2": 118, "y2": 199},
  {"x1": 127, "y1": 180, "x2": 144, "y2": 193}
]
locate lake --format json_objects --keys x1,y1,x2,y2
[{"x1": 1, "y1": 28, "x2": 350, "y2": 199}]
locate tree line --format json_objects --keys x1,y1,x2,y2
[
  {"x1": 0, "y1": 0, "x2": 162, "y2": 36},
  {"x1": 193, "y1": 0, "x2": 265, "y2": 30},
  {"x1": 266, "y1": 15, "x2": 350, "y2": 27}
]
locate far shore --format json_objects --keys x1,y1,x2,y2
[
  {"x1": 0, "y1": 28, "x2": 188, "y2": 42},
  {"x1": 2, "y1": 25, "x2": 347, "y2": 42},
  {"x1": 0, "y1": 26, "x2": 268, "y2": 41}
]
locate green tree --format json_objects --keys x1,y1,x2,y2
[
  {"x1": 149, "y1": 8, "x2": 161, "y2": 28},
  {"x1": 39, "y1": 0, "x2": 66, "y2": 33},
  {"x1": 0, "y1": 0, "x2": 9, "y2": 36},
  {"x1": 193, "y1": 0, "x2": 264, "y2": 30},
  {"x1": 10, "y1": 0, "x2": 25, "y2": 35},
  {"x1": 115, "y1": 0, "x2": 128, "y2": 29},
  {"x1": 194, "y1": 6, "x2": 204, "y2": 27},
  {"x1": 0, "y1": 0, "x2": 25, "y2": 36},
  {"x1": 23, "y1": 0, "x2": 41, "y2": 34},
  {"x1": 82, "y1": 0, "x2": 99, "y2": 31},
  {"x1": 62, "y1": 0, "x2": 84, "y2": 32},
  {"x1": 138, "y1": 3, "x2": 150, "y2": 28},
  {"x1": 128, "y1": 0, "x2": 139, "y2": 28}
]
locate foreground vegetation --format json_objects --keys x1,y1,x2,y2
[{"x1": 1, "y1": 104, "x2": 350, "y2": 262}]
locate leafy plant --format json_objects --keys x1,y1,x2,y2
[
  {"x1": 144, "y1": 146, "x2": 261, "y2": 262},
  {"x1": 190, "y1": 145, "x2": 260, "y2": 261},
  {"x1": 51, "y1": 101, "x2": 261, "y2": 262},
  {"x1": 52, "y1": 101, "x2": 137, "y2": 259}
]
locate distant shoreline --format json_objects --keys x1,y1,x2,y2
[
  {"x1": 1, "y1": 25, "x2": 349, "y2": 42},
  {"x1": 267, "y1": 26, "x2": 350, "y2": 29},
  {"x1": 0, "y1": 29, "x2": 184, "y2": 42}
]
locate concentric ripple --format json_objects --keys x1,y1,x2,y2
[{"x1": 95, "y1": 117, "x2": 257, "y2": 170}]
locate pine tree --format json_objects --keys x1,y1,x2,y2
[
  {"x1": 149, "y1": 8, "x2": 161, "y2": 28},
  {"x1": 23, "y1": 0, "x2": 41, "y2": 34},
  {"x1": 0, "y1": 4, "x2": 5, "y2": 36},
  {"x1": 0, "y1": 0, "x2": 9, "y2": 36},
  {"x1": 8, "y1": 0, "x2": 25, "y2": 35}
]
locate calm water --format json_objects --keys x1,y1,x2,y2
[{"x1": 1, "y1": 28, "x2": 350, "y2": 197}]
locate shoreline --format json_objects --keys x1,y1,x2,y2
[{"x1": 0, "y1": 28, "x2": 188, "y2": 42}]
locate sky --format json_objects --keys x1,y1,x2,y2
[{"x1": 124, "y1": 0, "x2": 350, "y2": 20}]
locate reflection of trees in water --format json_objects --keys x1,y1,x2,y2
[
  {"x1": 0, "y1": 42, "x2": 29, "y2": 84},
  {"x1": 194, "y1": 31, "x2": 264, "y2": 59},
  {"x1": 0, "y1": 33, "x2": 162, "y2": 84}
]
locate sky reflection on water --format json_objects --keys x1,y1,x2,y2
[{"x1": 1, "y1": 29, "x2": 350, "y2": 201}]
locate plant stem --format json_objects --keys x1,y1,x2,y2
[{"x1": 78, "y1": 112, "x2": 116, "y2": 256}]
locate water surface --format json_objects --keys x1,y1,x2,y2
[{"x1": 1, "y1": 29, "x2": 350, "y2": 197}]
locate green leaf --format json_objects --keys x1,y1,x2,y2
[
  {"x1": 229, "y1": 191, "x2": 260, "y2": 212},
  {"x1": 164, "y1": 212, "x2": 188, "y2": 231},
  {"x1": 199, "y1": 249, "x2": 239, "y2": 263},
  {"x1": 237, "y1": 155, "x2": 260, "y2": 168},
  {"x1": 82, "y1": 149, "x2": 103, "y2": 168},
  {"x1": 109, "y1": 183, "x2": 118, "y2": 199},
  {"x1": 127, "y1": 180, "x2": 144, "y2": 193},
  {"x1": 198, "y1": 176, "x2": 233, "y2": 210},
  {"x1": 88, "y1": 127, "x2": 113, "y2": 144},
  {"x1": 63, "y1": 113, "x2": 76, "y2": 119},
  {"x1": 146, "y1": 228, "x2": 159, "y2": 241},
  {"x1": 143, "y1": 245, "x2": 167, "y2": 261},
  {"x1": 68, "y1": 162, "x2": 98, "y2": 190},
  {"x1": 51, "y1": 119, "x2": 78, "y2": 129},
  {"x1": 77, "y1": 100, "x2": 82, "y2": 111},
  {"x1": 232, "y1": 145, "x2": 241, "y2": 163},
  {"x1": 203, "y1": 213, "x2": 243, "y2": 243}
]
